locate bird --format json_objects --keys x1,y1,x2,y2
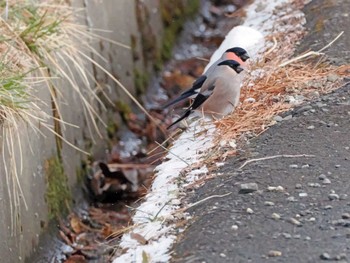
[
  {"x1": 162, "y1": 47, "x2": 249, "y2": 109},
  {"x1": 167, "y1": 59, "x2": 244, "y2": 129}
]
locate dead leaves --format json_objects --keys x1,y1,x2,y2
[{"x1": 130, "y1": 232, "x2": 148, "y2": 245}]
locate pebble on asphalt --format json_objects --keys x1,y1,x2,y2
[
  {"x1": 239, "y1": 183, "x2": 258, "y2": 194},
  {"x1": 320, "y1": 253, "x2": 331, "y2": 260},
  {"x1": 342, "y1": 213, "x2": 350, "y2": 219},
  {"x1": 264, "y1": 201, "x2": 275, "y2": 206},
  {"x1": 322, "y1": 178, "x2": 331, "y2": 184},
  {"x1": 268, "y1": 250, "x2": 282, "y2": 257},
  {"x1": 328, "y1": 193, "x2": 339, "y2": 201},
  {"x1": 271, "y1": 213, "x2": 281, "y2": 220},
  {"x1": 288, "y1": 217, "x2": 302, "y2": 226},
  {"x1": 246, "y1": 208, "x2": 254, "y2": 214},
  {"x1": 267, "y1": 186, "x2": 284, "y2": 192}
]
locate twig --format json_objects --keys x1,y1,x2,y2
[
  {"x1": 196, "y1": 57, "x2": 210, "y2": 62},
  {"x1": 278, "y1": 31, "x2": 344, "y2": 67},
  {"x1": 107, "y1": 163, "x2": 151, "y2": 169},
  {"x1": 155, "y1": 141, "x2": 190, "y2": 166},
  {"x1": 147, "y1": 129, "x2": 181, "y2": 155},
  {"x1": 238, "y1": 154, "x2": 315, "y2": 170},
  {"x1": 318, "y1": 31, "x2": 344, "y2": 53},
  {"x1": 264, "y1": 37, "x2": 278, "y2": 56},
  {"x1": 278, "y1": 51, "x2": 324, "y2": 67},
  {"x1": 182, "y1": 192, "x2": 231, "y2": 211},
  {"x1": 152, "y1": 199, "x2": 172, "y2": 221}
]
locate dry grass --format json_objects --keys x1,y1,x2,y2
[
  {"x1": 217, "y1": 60, "x2": 348, "y2": 142},
  {"x1": 0, "y1": 0, "x2": 151, "y2": 233},
  {"x1": 215, "y1": 0, "x2": 349, "y2": 145}
]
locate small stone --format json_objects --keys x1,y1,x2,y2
[
  {"x1": 327, "y1": 73, "x2": 339, "y2": 82},
  {"x1": 335, "y1": 253, "x2": 347, "y2": 260},
  {"x1": 274, "y1": 115, "x2": 283, "y2": 122},
  {"x1": 231, "y1": 225, "x2": 238, "y2": 230},
  {"x1": 328, "y1": 193, "x2": 339, "y2": 201},
  {"x1": 246, "y1": 208, "x2": 254, "y2": 214},
  {"x1": 293, "y1": 234, "x2": 301, "y2": 239},
  {"x1": 276, "y1": 186, "x2": 284, "y2": 192},
  {"x1": 339, "y1": 194, "x2": 348, "y2": 200},
  {"x1": 323, "y1": 178, "x2": 331, "y2": 185},
  {"x1": 316, "y1": 102, "x2": 327, "y2": 108},
  {"x1": 264, "y1": 201, "x2": 275, "y2": 206},
  {"x1": 267, "y1": 186, "x2": 284, "y2": 192},
  {"x1": 282, "y1": 233, "x2": 292, "y2": 239},
  {"x1": 220, "y1": 253, "x2": 226, "y2": 258},
  {"x1": 332, "y1": 219, "x2": 350, "y2": 227},
  {"x1": 301, "y1": 164, "x2": 309, "y2": 169},
  {"x1": 299, "y1": 192, "x2": 308, "y2": 197},
  {"x1": 287, "y1": 196, "x2": 297, "y2": 202},
  {"x1": 296, "y1": 105, "x2": 312, "y2": 113},
  {"x1": 289, "y1": 164, "x2": 298, "y2": 168},
  {"x1": 284, "y1": 114, "x2": 293, "y2": 120},
  {"x1": 305, "y1": 236, "x2": 311, "y2": 241},
  {"x1": 268, "y1": 250, "x2": 282, "y2": 257},
  {"x1": 307, "y1": 125, "x2": 315, "y2": 130},
  {"x1": 324, "y1": 205, "x2": 333, "y2": 210},
  {"x1": 319, "y1": 174, "x2": 327, "y2": 180},
  {"x1": 288, "y1": 217, "x2": 302, "y2": 226},
  {"x1": 335, "y1": 164, "x2": 341, "y2": 168},
  {"x1": 342, "y1": 213, "x2": 350, "y2": 219},
  {"x1": 239, "y1": 183, "x2": 258, "y2": 194},
  {"x1": 320, "y1": 252, "x2": 331, "y2": 260},
  {"x1": 308, "y1": 217, "x2": 316, "y2": 222},
  {"x1": 271, "y1": 213, "x2": 280, "y2": 220},
  {"x1": 309, "y1": 183, "x2": 321, "y2": 188},
  {"x1": 295, "y1": 183, "x2": 302, "y2": 189}
]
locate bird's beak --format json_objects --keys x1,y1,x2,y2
[{"x1": 241, "y1": 53, "x2": 250, "y2": 62}]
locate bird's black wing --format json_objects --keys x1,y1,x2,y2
[
  {"x1": 167, "y1": 85, "x2": 215, "y2": 129},
  {"x1": 162, "y1": 75, "x2": 207, "y2": 109}
]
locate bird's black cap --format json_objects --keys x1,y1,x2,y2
[{"x1": 225, "y1": 47, "x2": 250, "y2": 62}]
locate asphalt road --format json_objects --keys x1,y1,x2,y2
[{"x1": 171, "y1": 0, "x2": 350, "y2": 262}]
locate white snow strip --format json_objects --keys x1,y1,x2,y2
[
  {"x1": 114, "y1": 0, "x2": 307, "y2": 262},
  {"x1": 114, "y1": 121, "x2": 215, "y2": 263}
]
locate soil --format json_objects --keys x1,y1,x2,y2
[{"x1": 171, "y1": 0, "x2": 350, "y2": 262}]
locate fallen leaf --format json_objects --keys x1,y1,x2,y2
[
  {"x1": 130, "y1": 232, "x2": 148, "y2": 245},
  {"x1": 70, "y1": 215, "x2": 83, "y2": 234},
  {"x1": 142, "y1": 250, "x2": 149, "y2": 263},
  {"x1": 64, "y1": 254, "x2": 87, "y2": 263}
]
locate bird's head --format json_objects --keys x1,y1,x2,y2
[
  {"x1": 218, "y1": 60, "x2": 244, "y2": 73},
  {"x1": 225, "y1": 47, "x2": 250, "y2": 62}
]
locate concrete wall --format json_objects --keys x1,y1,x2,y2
[{"x1": 0, "y1": 1, "x2": 167, "y2": 262}]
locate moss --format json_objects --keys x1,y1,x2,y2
[
  {"x1": 44, "y1": 156, "x2": 71, "y2": 220},
  {"x1": 134, "y1": 68, "x2": 149, "y2": 96},
  {"x1": 116, "y1": 100, "x2": 132, "y2": 121},
  {"x1": 106, "y1": 118, "x2": 119, "y2": 139},
  {"x1": 159, "y1": 0, "x2": 200, "y2": 61},
  {"x1": 130, "y1": 34, "x2": 140, "y2": 62}
]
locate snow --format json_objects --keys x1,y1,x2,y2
[
  {"x1": 113, "y1": 0, "x2": 307, "y2": 262},
  {"x1": 113, "y1": 121, "x2": 215, "y2": 263}
]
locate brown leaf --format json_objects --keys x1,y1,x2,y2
[
  {"x1": 101, "y1": 224, "x2": 113, "y2": 238},
  {"x1": 70, "y1": 215, "x2": 83, "y2": 234},
  {"x1": 130, "y1": 232, "x2": 148, "y2": 245},
  {"x1": 64, "y1": 254, "x2": 87, "y2": 263}
]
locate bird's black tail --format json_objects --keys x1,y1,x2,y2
[
  {"x1": 162, "y1": 89, "x2": 196, "y2": 109},
  {"x1": 167, "y1": 109, "x2": 192, "y2": 129}
]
